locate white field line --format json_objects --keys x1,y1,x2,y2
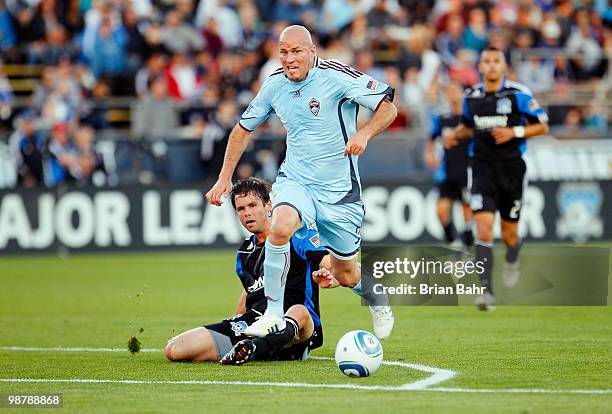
[
  {"x1": 0, "y1": 347, "x2": 455, "y2": 390},
  {"x1": 0, "y1": 379, "x2": 610, "y2": 394},
  {"x1": 1, "y1": 346, "x2": 610, "y2": 395}
]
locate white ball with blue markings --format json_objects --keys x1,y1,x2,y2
[{"x1": 334, "y1": 330, "x2": 383, "y2": 377}]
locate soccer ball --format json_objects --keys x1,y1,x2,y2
[{"x1": 334, "y1": 330, "x2": 383, "y2": 377}]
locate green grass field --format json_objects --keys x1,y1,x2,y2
[{"x1": 0, "y1": 251, "x2": 611, "y2": 413}]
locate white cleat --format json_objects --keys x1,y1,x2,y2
[
  {"x1": 369, "y1": 305, "x2": 394, "y2": 340},
  {"x1": 502, "y1": 260, "x2": 521, "y2": 289},
  {"x1": 475, "y1": 292, "x2": 496, "y2": 311},
  {"x1": 243, "y1": 314, "x2": 286, "y2": 338}
]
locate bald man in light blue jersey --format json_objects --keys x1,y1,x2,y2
[{"x1": 207, "y1": 25, "x2": 397, "y2": 340}]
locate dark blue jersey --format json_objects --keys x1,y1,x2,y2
[
  {"x1": 431, "y1": 112, "x2": 470, "y2": 183},
  {"x1": 235, "y1": 229, "x2": 327, "y2": 327},
  {"x1": 462, "y1": 79, "x2": 548, "y2": 161}
]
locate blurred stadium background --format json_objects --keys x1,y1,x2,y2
[{"x1": 0, "y1": 0, "x2": 611, "y2": 253}]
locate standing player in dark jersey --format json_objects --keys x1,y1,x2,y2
[
  {"x1": 424, "y1": 81, "x2": 474, "y2": 249},
  {"x1": 164, "y1": 178, "x2": 329, "y2": 363},
  {"x1": 445, "y1": 47, "x2": 549, "y2": 310}
]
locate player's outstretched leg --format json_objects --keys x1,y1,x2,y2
[
  {"x1": 219, "y1": 339, "x2": 257, "y2": 365},
  {"x1": 331, "y1": 257, "x2": 394, "y2": 339},
  {"x1": 222, "y1": 307, "x2": 311, "y2": 365},
  {"x1": 221, "y1": 319, "x2": 298, "y2": 365},
  {"x1": 501, "y1": 219, "x2": 522, "y2": 289},
  {"x1": 244, "y1": 206, "x2": 300, "y2": 337},
  {"x1": 474, "y1": 212, "x2": 496, "y2": 310}
]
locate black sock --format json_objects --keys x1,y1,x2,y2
[
  {"x1": 461, "y1": 229, "x2": 474, "y2": 247},
  {"x1": 443, "y1": 222, "x2": 456, "y2": 243},
  {"x1": 475, "y1": 240, "x2": 494, "y2": 295},
  {"x1": 252, "y1": 317, "x2": 299, "y2": 357},
  {"x1": 505, "y1": 239, "x2": 522, "y2": 263}
]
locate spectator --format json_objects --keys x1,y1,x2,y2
[
  {"x1": 463, "y1": 8, "x2": 488, "y2": 54},
  {"x1": 0, "y1": 59, "x2": 14, "y2": 123},
  {"x1": 72, "y1": 124, "x2": 104, "y2": 185},
  {"x1": 553, "y1": 53, "x2": 574, "y2": 83},
  {"x1": 583, "y1": 100, "x2": 608, "y2": 131},
  {"x1": 195, "y1": 0, "x2": 242, "y2": 49},
  {"x1": 164, "y1": 52, "x2": 202, "y2": 101},
  {"x1": 41, "y1": 78, "x2": 78, "y2": 126},
  {"x1": 347, "y1": 13, "x2": 369, "y2": 51},
  {"x1": 175, "y1": 0, "x2": 194, "y2": 23},
  {"x1": 36, "y1": 25, "x2": 72, "y2": 65},
  {"x1": 448, "y1": 48, "x2": 479, "y2": 87},
  {"x1": 59, "y1": 0, "x2": 84, "y2": 37},
  {"x1": 437, "y1": 13, "x2": 464, "y2": 68},
  {"x1": 402, "y1": 66, "x2": 426, "y2": 127},
  {"x1": 0, "y1": 1, "x2": 16, "y2": 57},
  {"x1": 131, "y1": 76, "x2": 179, "y2": 140},
  {"x1": 160, "y1": 8, "x2": 204, "y2": 55},
  {"x1": 91, "y1": 16, "x2": 127, "y2": 79},
  {"x1": 122, "y1": 5, "x2": 148, "y2": 72},
  {"x1": 200, "y1": 98, "x2": 237, "y2": 177},
  {"x1": 9, "y1": 109, "x2": 44, "y2": 187},
  {"x1": 517, "y1": 54, "x2": 554, "y2": 93},
  {"x1": 31, "y1": 65, "x2": 56, "y2": 110},
  {"x1": 563, "y1": 108, "x2": 583, "y2": 132},
  {"x1": 238, "y1": 0, "x2": 265, "y2": 51},
  {"x1": 538, "y1": 12, "x2": 562, "y2": 48},
  {"x1": 202, "y1": 16, "x2": 223, "y2": 56},
  {"x1": 566, "y1": 10, "x2": 603, "y2": 79},
  {"x1": 366, "y1": 0, "x2": 393, "y2": 29},
  {"x1": 135, "y1": 52, "x2": 167, "y2": 96},
  {"x1": 80, "y1": 78, "x2": 111, "y2": 129},
  {"x1": 487, "y1": 29, "x2": 511, "y2": 62},
  {"x1": 44, "y1": 121, "x2": 77, "y2": 186},
  {"x1": 11, "y1": 2, "x2": 46, "y2": 62}
]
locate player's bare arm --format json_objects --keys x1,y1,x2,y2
[
  {"x1": 344, "y1": 99, "x2": 397, "y2": 157},
  {"x1": 424, "y1": 139, "x2": 440, "y2": 170},
  {"x1": 444, "y1": 123, "x2": 473, "y2": 149},
  {"x1": 491, "y1": 122, "x2": 549, "y2": 145},
  {"x1": 205, "y1": 124, "x2": 252, "y2": 206},
  {"x1": 312, "y1": 255, "x2": 341, "y2": 289}
]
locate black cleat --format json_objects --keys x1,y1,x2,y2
[{"x1": 219, "y1": 339, "x2": 256, "y2": 366}]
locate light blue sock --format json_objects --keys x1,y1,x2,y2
[
  {"x1": 263, "y1": 240, "x2": 290, "y2": 318},
  {"x1": 352, "y1": 269, "x2": 387, "y2": 306},
  {"x1": 352, "y1": 280, "x2": 364, "y2": 297}
]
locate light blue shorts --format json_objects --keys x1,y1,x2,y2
[{"x1": 272, "y1": 177, "x2": 364, "y2": 259}]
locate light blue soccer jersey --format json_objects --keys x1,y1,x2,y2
[{"x1": 239, "y1": 57, "x2": 394, "y2": 204}]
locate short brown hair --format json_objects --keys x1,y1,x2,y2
[{"x1": 230, "y1": 177, "x2": 272, "y2": 209}]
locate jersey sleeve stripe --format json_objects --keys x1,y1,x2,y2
[
  {"x1": 319, "y1": 63, "x2": 360, "y2": 79},
  {"x1": 320, "y1": 60, "x2": 363, "y2": 77}
]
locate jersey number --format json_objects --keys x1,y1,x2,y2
[{"x1": 509, "y1": 200, "x2": 521, "y2": 219}]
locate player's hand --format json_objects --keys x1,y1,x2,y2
[
  {"x1": 492, "y1": 127, "x2": 515, "y2": 144},
  {"x1": 424, "y1": 150, "x2": 439, "y2": 170},
  {"x1": 312, "y1": 269, "x2": 340, "y2": 289},
  {"x1": 443, "y1": 131, "x2": 458, "y2": 149},
  {"x1": 206, "y1": 177, "x2": 232, "y2": 206},
  {"x1": 344, "y1": 132, "x2": 368, "y2": 157}
]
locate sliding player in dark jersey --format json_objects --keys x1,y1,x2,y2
[
  {"x1": 164, "y1": 178, "x2": 328, "y2": 363},
  {"x1": 445, "y1": 47, "x2": 549, "y2": 310},
  {"x1": 424, "y1": 80, "x2": 474, "y2": 249}
]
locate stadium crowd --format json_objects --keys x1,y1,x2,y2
[{"x1": 0, "y1": 0, "x2": 610, "y2": 187}]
